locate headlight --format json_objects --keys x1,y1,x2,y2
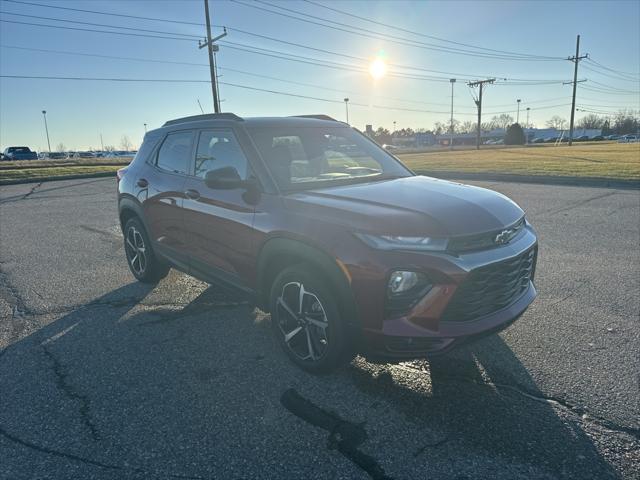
[{"x1": 355, "y1": 233, "x2": 448, "y2": 252}]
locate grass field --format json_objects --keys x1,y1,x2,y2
[
  {"x1": 1, "y1": 142, "x2": 638, "y2": 184},
  {"x1": 400, "y1": 142, "x2": 640, "y2": 180}
]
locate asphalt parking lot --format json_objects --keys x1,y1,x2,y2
[{"x1": 0, "y1": 177, "x2": 638, "y2": 479}]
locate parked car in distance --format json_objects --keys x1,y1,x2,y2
[
  {"x1": 381, "y1": 144, "x2": 399, "y2": 150},
  {"x1": 618, "y1": 134, "x2": 639, "y2": 143},
  {"x1": 117, "y1": 113, "x2": 538, "y2": 372},
  {"x1": 605, "y1": 134, "x2": 620, "y2": 140},
  {"x1": 2, "y1": 146, "x2": 38, "y2": 161},
  {"x1": 47, "y1": 152, "x2": 68, "y2": 160},
  {"x1": 532, "y1": 138, "x2": 545, "y2": 143},
  {"x1": 590, "y1": 135, "x2": 604, "y2": 141},
  {"x1": 574, "y1": 135, "x2": 590, "y2": 142},
  {"x1": 544, "y1": 137, "x2": 558, "y2": 143}
]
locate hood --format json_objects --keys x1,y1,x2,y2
[{"x1": 284, "y1": 175, "x2": 524, "y2": 237}]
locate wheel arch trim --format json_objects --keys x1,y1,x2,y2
[{"x1": 256, "y1": 237, "x2": 360, "y2": 330}]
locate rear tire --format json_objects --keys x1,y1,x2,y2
[
  {"x1": 269, "y1": 265, "x2": 351, "y2": 373},
  {"x1": 123, "y1": 217, "x2": 169, "y2": 283}
]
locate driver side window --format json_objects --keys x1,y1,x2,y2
[{"x1": 194, "y1": 129, "x2": 248, "y2": 180}]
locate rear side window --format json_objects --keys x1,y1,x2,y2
[
  {"x1": 156, "y1": 131, "x2": 193, "y2": 174},
  {"x1": 136, "y1": 134, "x2": 161, "y2": 164},
  {"x1": 194, "y1": 129, "x2": 248, "y2": 179}
]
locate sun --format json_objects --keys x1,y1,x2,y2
[{"x1": 369, "y1": 58, "x2": 386, "y2": 80}]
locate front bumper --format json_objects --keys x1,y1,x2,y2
[{"x1": 355, "y1": 225, "x2": 538, "y2": 358}]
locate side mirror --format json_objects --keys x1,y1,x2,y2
[{"x1": 205, "y1": 166, "x2": 243, "y2": 189}]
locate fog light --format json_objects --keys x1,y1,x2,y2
[{"x1": 388, "y1": 271, "x2": 420, "y2": 295}]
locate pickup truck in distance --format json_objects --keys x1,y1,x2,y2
[{"x1": 2, "y1": 146, "x2": 39, "y2": 161}]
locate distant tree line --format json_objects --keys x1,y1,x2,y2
[{"x1": 368, "y1": 109, "x2": 638, "y2": 145}]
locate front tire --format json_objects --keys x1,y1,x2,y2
[
  {"x1": 269, "y1": 265, "x2": 351, "y2": 373},
  {"x1": 123, "y1": 217, "x2": 169, "y2": 283}
]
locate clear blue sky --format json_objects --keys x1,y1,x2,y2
[{"x1": 1, "y1": 0, "x2": 639, "y2": 151}]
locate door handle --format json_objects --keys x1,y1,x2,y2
[
  {"x1": 136, "y1": 178, "x2": 148, "y2": 188},
  {"x1": 184, "y1": 189, "x2": 200, "y2": 200}
]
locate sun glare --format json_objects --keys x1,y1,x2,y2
[{"x1": 369, "y1": 58, "x2": 386, "y2": 79}]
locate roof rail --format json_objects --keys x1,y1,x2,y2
[
  {"x1": 162, "y1": 113, "x2": 243, "y2": 127},
  {"x1": 291, "y1": 114, "x2": 338, "y2": 121}
]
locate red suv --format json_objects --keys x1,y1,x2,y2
[{"x1": 117, "y1": 114, "x2": 538, "y2": 372}]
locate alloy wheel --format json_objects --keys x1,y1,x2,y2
[
  {"x1": 125, "y1": 226, "x2": 147, "y2": 276},
  {"x1": 276, "y1": 281, "x2": 330, "y2": 362}
]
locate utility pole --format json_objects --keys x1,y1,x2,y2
[
  {"x1": 567, "y1": 34, "x2": 588, "y2": 146},
  {"x1": 41, "y1": 110, "x2": 51, "y2": 152},
  {"x1": 449, "y1": 78, "x2": 456, "y2": 150},
  {"x1": 100, "y1": 133, "x2": 104, "y2": 151},
  {"x1": 467, "y1": 79, "x2": 495, "y2": 150},
  {"x1": 143, "y1": 123, "x2": 147, "y2": 133},
  {"x1": 199, "y1": 0, "x2": 226, "y2": 113},
  {"x1": 526, "y1": 107, "x2": 531, "y2": 143},
  {"x1": 516, "y1": 99, "x2": 521, "y2": 124},
  {"x1": 344, "y1": 98, "x2": 349, "y2": 124}
]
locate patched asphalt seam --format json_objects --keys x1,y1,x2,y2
[
  {"x1": 41, "y1": 346, "x2": 101, "y2": 442},
  {"x1": 0, "y1": 426, "x2": 208, "y2": 479},
  {"x1": 280, "y1": 388, "x2": 393, "y2": 480},
  {"x1": 0, "y1": 267, "x2": 31, "y2": 318},
  {"x1": 21, "y1": 181, "x2": 44, "y2": 200},
  {"x1": 398, "y1": 366, "x2": 640, "y2": 440}
]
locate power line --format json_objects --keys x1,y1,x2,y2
[
  {"x1": 586, "y1": 58, "x2": 640, "y2": 79},
  {"x1": 302, "y1": 0, "x2": 561, "y2": 60},
  {"x1": 230, "y1": 0, "x2": 558, "y2": 61},
  {"x1": 1, "y1": 0, "x2": 217, "y2": 27},
  {"x1": 580, "y1": 85, "x2": 640, "y2": 96},
  {"x1": 0, "y1": 10, "x2": 570, "y2": 83},
  {"x1": 1, "y1": 44, "x2": 578, "y2": 111},
  {"x1": 0, "y1": 18, "x2": 199, "y2": 42},
  {"x1": 0, "y1": 11, "x2": 203, "y2": 39},
  {"x1": 0, "y1": 74, "x2": 569, "y2": 116},
  {"x1": 582, "y1": 64, "x2": 640, "y2": 83}
]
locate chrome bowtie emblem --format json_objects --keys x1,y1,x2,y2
[{"x1": 494, "y1": 229, "x2": 512, "y2": 245}]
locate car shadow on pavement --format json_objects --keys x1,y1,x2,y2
[
  {"x1": 0, "y1": 281, "x2": 621, "y2": 479},
  {"x1": 348, "y1": 335, "x2": 621, "y2": 479}
]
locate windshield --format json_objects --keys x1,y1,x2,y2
[{"x1": 248, "y1": 126, "x2": 412, "y2": 190}]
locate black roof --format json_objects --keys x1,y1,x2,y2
[{"x1": 161, "y1": 113, "x2": 343, "y2": 129}]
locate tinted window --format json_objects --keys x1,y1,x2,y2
[
  {"x1": 157, "y1": 131, "x2": 193, "y2": 174},
  {"x1": 194, "y1": 130, "x2": 248, "y2": 179}
]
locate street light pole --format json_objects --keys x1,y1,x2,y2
[
  {"x1": 393, "y1": 120, "x2": 396, "y2": 135},
  {"x1": 516, "y1": 99, "x2": 521, "y2": 124},
  {"x1": 449, "y1": 78, "x2": 456, "y2": 150},
  {"x1": 526, "y1": 107, "x2": 531, "y2": 143},
  {"x1": 41, "y1": 110, "x2": 51, "y2": 153},
  {"x1": 144, "y1": 123, "x2": 147, "y2": 133},
  {"x1": 344, "y1": 98, "x2": 349, "y2": 124}
]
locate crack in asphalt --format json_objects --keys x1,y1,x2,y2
[
  {"x1": 0, "y1": 267, "x2": 31, "y2": 318},
  {"x1": 21, "y1": 181, "x2": 43, "y2": 200},
  {"x1": 0, "y1": 426, "x2": 208, "y2": 479},
  {"x1": 393, "y1": 364, "x2": 640, "y2": 440},
  {"x1": 541, "y1": 191, "x2": 618, "y2": 216},
  {"x1": 0, "y1": 178, "x2": 105, "y2": 204},
  {"x1": 280, "y1": 388, "x2": 393, "y2": 480},
  {"x1": 41, "y1": 346, "x2": 101, "y2": 442}
]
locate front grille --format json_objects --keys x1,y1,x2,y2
[
  {"x1": 442, "y1": 247, "x2": 537, "y2": 323},
  {"x1": 447, "y1": 217, "x2": 526, "y2": 253}
]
